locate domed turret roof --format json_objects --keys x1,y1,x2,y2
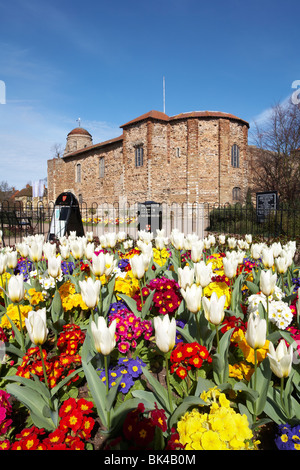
[{"x1": 67, "y1": 127, "x2": 92, "y2": 137}]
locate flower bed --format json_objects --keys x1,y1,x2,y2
[{"x1": 0, "y1": 230, "x2": 299, "y2": 451}]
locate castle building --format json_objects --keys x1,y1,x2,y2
[{"x1": 47, "y1": 109, "x2": 250, "y2": 206}]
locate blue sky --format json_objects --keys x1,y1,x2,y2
[{"x1": 0, "y1": 0, "x2": 299, "y2": 190}]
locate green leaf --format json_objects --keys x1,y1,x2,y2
[
  {"x1": 51, "y1": 289, "x2": 64, "y2": 323},
  {"x1": 131, "y1": 390, "x2": 160, "y2": 409},
  {"x1": 141, "y1": 366, "x2": 171, "y2": 412},
  {"x1": 212, "y1": 328, "x2": 233, "y2": 384},
  {"x1": 82, "y1": 358, "x2": 107, "y2": 427},
  {"x1": 6, "y1": 382, "x2": 56, "y2": 430},
  {"x1": 109, "y1": 397, "x2": 143, "y2": 433},
  {"x1": 169, "y1": 396, "x2": 207, "y2": 429},
  {"x1": 117, "y1": 294, "x2": 141, "y2": 317},
  {"x1": 105, "y1": 375, "x2": 122, "y2": 411},
  {"x1": 247, "y1": 358, "x2": 271, "y2": 416},
  {"x1": 141, "y1": 289, "x2": 156, "y2": 319},
  {"x1": 245, "y1": 280, "x2": 260, "y2": 294}
]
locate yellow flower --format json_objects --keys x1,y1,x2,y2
[
  {"x1": 152, "y1": 248, "x2": 170, "y2": 267},
  {"x1": 201, "y1": 430, "x2": 224, "y2": 450},
  {"x1": 232, "y1": 328, "x2": 269, "y2": 364},
  {"x1": 26, "y1": 288, "x2": 45, "y2": 306},
  {"x1": 203, "y1": 282, "x2": 231, "y2": 308},
  {"x1": 58, "y1": 281, "x2": 89, "y2": 312},
  {"x1": 1, "y1": 303, "x2": 32, "y2": 330},
  {"x1": 0, "y1": 272, "x2": 11, "y2": 298},
  {"x1": 229, "y1": 361, "x2": 254, "y2": 381},
  {"x1": 115, "y1": 272, "x2": 139, "y2": 297},
  {"x1": 177, "y1": 389, "x2": 255, "y2": 450}
]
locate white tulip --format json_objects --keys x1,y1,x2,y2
[
  {"x1": 218, "y1": 235, "x2": 226, "y2": 245},
  {"x1": 43, "y1": 242, "x2": 56, "y2": 260},
  {"x1": 8, "y1": 274, "x2": 24, "y2": 303},
  {"x1": 79, "y1": 277, "x2": 101, "y2": 309},
  {"x1": 177, "y1": 266, "x2": 194, "y2": 290},
  {"x1": 190, "y1": 240, "x2": 204, "y2": 263},
  {"x1": 28, "y1": 241, "x2": 43, "y2": 263},
  {"x1": 170, "y1": 230, "x2": 185, "y2": 250},
  {"x1": 194, "y1": 261, "x2": 212, "y2": 287},
  {"x1": 84, "y1": 242, "x2": 95, "y2": 260},
  {"x1": 130, "y1": 254, "x2": 147, "y2": 279},
  {"x1": 0, "y1": 253, "x2": 7, "y2": 275},
  {"x1": 261, "y1": 247, "x2": 274, "y2": 269},
  {"x1": 245, "y1": 234, "x2": 252, "y2": 244},
  {"x1": 223, "y1": 257, "x2": 238, "y2": 279},
  {"x1": 260, "y1": 269, "x2": 277, "y2": 297},
  {"x1": 16, "y1": 242, "x2": 29, "y2": 258},
  {"x1": 251, "y1": 243, "x2": 263, "y2": 260},
  {"x1": 275, "y1": 256, "x2": 288, "y2": 274},
  {"x1": 25, "y1": 308, "x2": 48, "y2": 345},
  {"x1": 267, "y1": 340, "x2": 293, "y2": 378},
  {"x1": 105, "y1": 232, "x2": 117, "y2": 249},
  {"x1": 227, "y1": 237, "x2": 237, "y2": 249},
  {"x1": 70, "y1": 239, "x2": 84, "y2": 259},
  {"x1": 272, "y1": 242, "x2": 282, "y2": 258},
  {"x1": 86, "y1": 231, "x2": 94, "y2": 242},
  {"x1": 202, "y1": 291, "x2": 226, "y2": 325},
  {"x1": 181, "y1": 284, "x2": 202, "y2": 313},
  {"x1": 6, "y1": 251, "x2": 18, "y2": 269},
  {"x1": 60, "y1": 244, "x2": 70, "y2": 259},
  {"x1": 48, "y1": 254, "x2": 62, "y2": 279},
  {"x1": 245, "y1": 312, "x2": 267, "y2": 350},
  {"x1": 153, "y1": 315, "x2": 176, "y2": 353},
  {"x1": 91, "y1": 317, "x2": 116, "y2": 355}
]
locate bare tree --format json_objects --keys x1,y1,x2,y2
[
  {"x1": 249, "y1": 99, "x2": 300, "y2": 203},
  {"x1": 0, "y1": 181, "x2": 13, "y2": 202},
  {"x1": 51, "y1": 143, "x2": 64, "y2": 159}
]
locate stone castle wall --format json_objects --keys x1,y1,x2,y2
[{"x1": 47, "y1": 111, "x2": 250, "y2": 207}]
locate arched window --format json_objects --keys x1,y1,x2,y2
[
  {"x1": 231, "y1": 144, "x2": 240, "y2": 168},
  {"x1": 135, "y1": 146, "x2": 144, "y2": 167},
  {"x1": 99, "y1": 157, "x2": 105, "y2": 178},
  {"x1": 232, "y1": 187, "x2": 241, "y2": 201},
  {"x1": 76, "y1": 163, "x2": 81, "y2": 183}
]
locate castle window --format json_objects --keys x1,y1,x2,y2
[
  {"x1": 99, "y1": 157, "x2": 105, "y2": 178},
  {"x1": 231, "y1": 144, "x2": 240, "y2": 168},
  {"x1": 76, "y1": 163, "x2": 81, "y2": 183},
  {"x1": 232, "y1": 187, "x2": 241, "y2": 201},
  {"x1": 135, "y1": 146, "x2": 144, "y2": 167},
  {"x1": 176, "y1": 147, "x2": 180, "y2": 157}
]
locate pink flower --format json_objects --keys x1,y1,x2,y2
[{"x1": 118, "y1": 341, "x2": 130, "y2": 354}]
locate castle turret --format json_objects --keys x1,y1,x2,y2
[{"x1": 64, "y1": 126, "x2": 93, "y2": 155}]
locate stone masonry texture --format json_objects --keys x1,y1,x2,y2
[{"x1": 47, "y1": 110, "x2": 252, "y2": 207}]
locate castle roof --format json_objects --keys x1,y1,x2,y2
[
  {"x1": 62, "y1": 109, "x2": 249, "y2": 158},
  {"x1": 121, "y1": 110, "x2": 249, "y2": 128},
  {"x1": 67, "y1": 127, "x2": 92, "y2": 137},
  {"x1": 63, "y1": 135, "x2": 123, "y2": 159}
]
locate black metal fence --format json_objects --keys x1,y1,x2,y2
[{"x1": 0, "y1": 199, "x2": 299, "y2": 247}]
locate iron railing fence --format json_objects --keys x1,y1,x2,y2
[{"x1": 0, "y1": 199, "x2": 299, "y2": 247}]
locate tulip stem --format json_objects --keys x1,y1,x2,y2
[
  {"x1": 266, "y1": 297, "x2": 269, "y2": 335},
  {"x1": 164, "y1": 353, "x2": 174, "y2": 414},
  {"x1": 253, "y1": 349, "x2": 257, "y2": 424},
  {"x1": 139, "y1": 280, "x2": 144, "y2": 312},
  {"x1": 38, "y1": 344, "x2": 51, "y2": 394},
  {"x1": 195, "y1": 311, "x2": 202, "y2": 345},
  {"x1": 104, "y1": 355, "x2": 111, "y2": 430},
  {"x1": 215, "y1": 325, "x2": 220, "y2": 354},
  {"x1": 17, "y1": 304, "x2": 25, "y2": 351},
  {"x1": 280, "y1": 377, "x2": 285, "y2": 411}
]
